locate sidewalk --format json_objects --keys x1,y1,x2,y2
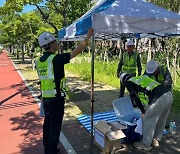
[{"x1": 0, "y1": 51, "x2": 66, "y2": 154}]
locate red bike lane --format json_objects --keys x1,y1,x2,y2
[{"x1": 0, "y1": 51, "x2": 66, "y2": 154}]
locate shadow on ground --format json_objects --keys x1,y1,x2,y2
[{"x1": 10, "y1": 111, "x2": 44, "y2": 154}]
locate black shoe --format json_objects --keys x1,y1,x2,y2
[
  {"x1": 57, "y1": 148, "x2": 60, "y2": 153},
  {"x1": 44, "y1": 148, "x2": 60, "y2": 154}
]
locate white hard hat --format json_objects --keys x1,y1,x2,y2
[
  {"x1": 38, "y1": 32, "x2": 56, "y2": 47},
  {"x1": 126, "y1": 40, "x2": 134, "y2": 46},
  {"x1": 146, "y1": 60, "x2": 158, "y2": 74}
]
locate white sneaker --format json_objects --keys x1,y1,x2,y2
[
  {"x1": 152, "y1": 139, "x2": 160, "y2": 147},
  {"x1": 133, "y1": 141, "x2": 152, "y2": 151}
]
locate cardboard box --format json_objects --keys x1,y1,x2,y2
[{"x1": 94, "y1": 121, "x2": 126, "y2": 153}]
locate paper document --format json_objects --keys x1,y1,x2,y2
[{"x1": 134, "y1": 118, "x2": 143, "y2": 135}]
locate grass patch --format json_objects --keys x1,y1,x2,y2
[
  {"x1": 66, "y1": 59, "x2": 120, "y2": 88},
  {"x1": 172, "y1": 79, "x2": 180, "y2": 113}
]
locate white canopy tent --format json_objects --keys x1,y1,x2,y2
[
  {"x1": 58, "y1": 0, "x2": 180, "y2": 41},
  {"x1": 58, "y1": 0, "x2": 180, "y2": 151}
]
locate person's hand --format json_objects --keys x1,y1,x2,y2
[
  {"x1": 142, "y1": 113, "x2": 145, "y2": 118},
  {"x1": 163, "y1": 80, "x2": 169, "y2": 86},
  {"x1": 86, "y1": 28, "x2": 93, "y2": 39}
]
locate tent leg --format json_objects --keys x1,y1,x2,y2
[{"x1": 90, "y1": 34, "x2": 95, "y2": 153}]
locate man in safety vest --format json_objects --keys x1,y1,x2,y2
[
  {"x1": 120, "y1": 73, "x2": 173, "y2": 151},
  {"x1": 36, "y1": 29, "x2": 93, "y2": 154},
  {"x1": 139, "y1": 59, "x2": 172, "y2": 105},
  {"x1": 145, "y1": 59, "x2": 172, "y2": 91},
  {"x1": 117, "y1": 39, "x2": 142, "y2": 97}
]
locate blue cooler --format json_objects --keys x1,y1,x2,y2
[{"x1": 112, "y1": 96, "x2": 142, "y2": 142}]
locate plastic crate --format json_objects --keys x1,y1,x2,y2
[{"x1": 112, "y1": 96, "x2": 141, "y2": 126}]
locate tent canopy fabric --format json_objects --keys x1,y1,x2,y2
[{"x1": 58, "y1": 0, "x2": 180, "y2": 41}]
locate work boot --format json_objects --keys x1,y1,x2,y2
[
  {"x1": 152, "y1": 139, "x2": 159, "y2": 147},
  {"x1": 44, "y1": 148, "x2": 61, "y2": 154},
  {"x1": 57, "y1": 148, "x2": 60, "y2": 153}
]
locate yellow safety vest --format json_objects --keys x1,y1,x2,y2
[
  {"x1": 128, "y1": 75, "x2": 160, "y2": 105},
  {"x1": 122, "y1": 52, "x2": 137, "y2": 75},
  {"x1": 35, "y1": 54, "x2": 67, "y2": 98}
]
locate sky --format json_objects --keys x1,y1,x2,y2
[{"x1": 0, "y1": 0, "x2": 36, "y2": 13}]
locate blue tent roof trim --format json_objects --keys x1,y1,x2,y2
[
  {"x1": 58, "y1": 0, "x2": 180, "y2": 40},
  {"x1": 75, "y1": 0, "x2": 114, "y2": 36},
  {"x1": 58, "y1": 28, "x2": 66, "y2": 39},
  {"x1": 58, "y1": 0, "x2": 115, "y2": 40},
  {"x1": 75, "y1": 15, "x2": 92, "y2": 36}
]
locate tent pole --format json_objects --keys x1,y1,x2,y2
[{"x1": 90, "y1": 34, "x2": 95, "y2": 153}]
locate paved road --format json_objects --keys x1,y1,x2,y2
[{"x1": 0, "y1": 51, "x2": 66, "y2": 154}]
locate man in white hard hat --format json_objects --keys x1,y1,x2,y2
[
  {"x1": 145, "y1": 60, "x2": 172, "y2": 91},
  {"x1": 117, "y1": 39, "x2": 142, "y2": 97},
  {"x1": 120, "y1": 73, "x2": 173, "y2": 151},
  {"x1": 35, "y1": 29, "x2": 93, "y2": 154}
]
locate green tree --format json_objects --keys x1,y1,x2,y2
[{"x1": 0, "y1": 0, "x2": 92, "y2": 33}]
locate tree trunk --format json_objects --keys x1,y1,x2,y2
[
  {"x1": 9, "y1": 45, "x2": 12, "y2": 53},
  {"x1": 21, "y1": 44, "x2": 25, "y2": 64},
  {"x1": 11, "y1": 45, "x2": 14, "y2": 55},
  {"x1": 147, "y1": 39, "x2": 152, "y2": 62},
  {"x1": 17, "y1": 50, "x2": 19, "y2": 59},
  {"x1": 165, "y1": 46, "x2": 170, "y2": 72},
  {"x1": 103, "y1": 49, "x2": 107, "y2": 63},
  {"x1": 177, "y1": 0, "x2": 180, "y2": 13},
  {"x1": 173, "y1": 46, "x2": 177, "y2": 83},
  {"x1": 32, "y1": 53, "x2": 35, "y2": 70},
  {"x1": 100, "y1": 41, "x2": 104, "y2": 61},
  {"x1": 63, "y1": 0, "x2": 68, "y2": 27}
]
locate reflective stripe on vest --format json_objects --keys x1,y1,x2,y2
[
  {"x1": 122, "y1": 52, "x2": 137, "y2": 74},
  {"x1": 43, "y1": 89, "x2": 57, "y2": 97},
  {"x1": 128, "y1": 75, "x2": 160, "y2": 91},
  {"x1": 35, "y1": 54, "x2": 56, "y2": 98}
]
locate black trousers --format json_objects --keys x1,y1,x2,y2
[
  {"x1": 43, "y1": 97, "x2": 65, "y2": 154},
  {"x1": 120, "y1": 80, "x2": 125, "y2": 97},
  {"x1": 119, "y1": 73, "x2": 136, "y2": 97}
]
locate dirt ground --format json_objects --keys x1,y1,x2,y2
[{"x1": 12, "y1": 56, "x2": 180, "y2": 153}]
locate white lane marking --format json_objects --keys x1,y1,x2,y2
[
  {"x1": 0, "y1": 64, "x2": 8, "y2": 65},
  {"x1": 60, "y1": 132, "x2": 77, "y2": 154}
]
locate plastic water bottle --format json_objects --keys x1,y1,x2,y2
[
  {"x1": 133, "y1": 118, "x2": 137, "y2": 124},
  {"x1": 172, "y1": 122, "x2": 176, "y2": 134},
  {"x1": 169, "y1": 120, "x2": 173, "y2": 133}
]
